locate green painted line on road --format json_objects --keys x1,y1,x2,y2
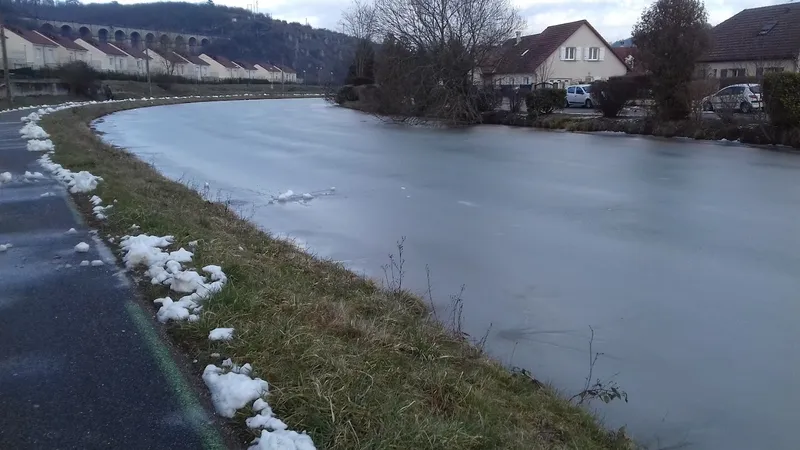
[{"x1": 125, "y1": 301, "x2": 226, "y2": 450}]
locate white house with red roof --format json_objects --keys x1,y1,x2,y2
[
  {"x1": 254, "y1": 63, "x2": 281, "y2": 82},
  {"x1": 0, "y1": 27, "x2": 60, "y2": 70},
  {"x1": 41, "y1": 32, "x2": 89, "y2": 65},
  {"x1": 74, "y1": 38, "x2": 130, "y2": 72},
  {"x1": 483, "y1": 20, "x2": 627, "y2": 88}
]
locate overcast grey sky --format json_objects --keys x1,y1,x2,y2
[{"x1": 86, "y1": 0, "x2": 789, "y2": 42}]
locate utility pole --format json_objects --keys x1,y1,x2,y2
[
  {"x1": 144, "y1": 43, "x2": 152, "y2": 97},
  {"x1": 0, "y1": 14, "x2": 12, "y2": 105}
]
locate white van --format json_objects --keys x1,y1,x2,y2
[{"x1": 565, "y1": 84, "x2": 593, "y2": 108}]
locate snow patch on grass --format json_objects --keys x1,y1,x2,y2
[
  {"x1": 248, "y1": 429, "x2": 316, "y2": 450},
  {"x1": 0, "y1": 172, "x2": 12, "y2": 183},
  {"x1": 202, "y1": 363, "x2": 267, "y2": 418},
  {"x1": 74, "y1": 242, "x2": 90, "y2": 253},
  {"x1": 119, "y1": 233, "x2": 227, "y2": 322},
  {"x1": 209, "y1": 327, "x2": 234, "y2": 341},
  {"x1": 0, "y1": 243, "x2": 12, "y2": 252}
]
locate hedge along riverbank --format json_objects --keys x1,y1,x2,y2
[
  {"x1": 39, "y1": 97, "x2": 633, "y2": 449},
  {"x1": 482, "y1": 111, "x2": 800, "y2": 150}
]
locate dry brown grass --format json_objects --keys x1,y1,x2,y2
[{"x1": 41, "y1": 97, "x2": 632, "y2": 450}]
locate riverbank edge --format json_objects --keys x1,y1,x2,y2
[
  {"x1": 339, "y1": 100, "x2": 800, "y2": 150},
  {"x1": 41, "y1": 96, "x2": 632, "y2": 450},
  {"x1": 484, "y1": 112, "x2": 800, "y2": 150}
]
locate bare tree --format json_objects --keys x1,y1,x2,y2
[
  {"x1": 341, "y1": 0, "x2": 378, "y2": 40},
  {"x1": 340, "y1": 0, "x2": 378, "y2": 81},
  {"x1": 161, "y1": 53, "x2": 180, "y2": 77},
  {"x1": 532, "y1": 57, "x2": 553, "y2": 88},
  {"x1": 368, "y1": 0, "x2": 524, "y2": 123}
]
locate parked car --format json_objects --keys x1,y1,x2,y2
[
  {"x1": 565, "y1": 84, "x2": 593, "y2": 108},
  {"x1": 702, "y1": 84, "x2": 762, "y2": 113}
]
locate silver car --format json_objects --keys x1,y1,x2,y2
[{"x1": 702, "y1": 83, "x2": 762, "y2": 113}]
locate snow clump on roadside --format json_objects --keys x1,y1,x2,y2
[
  {"x1": 27, "y1": 139, "x2": 54, "y2": 152},
  {"x1": 38, "y1": 154, "x2": 102, "y2": 193},
  {"x1": 20, "y1": 122, "x2": 49, "y2": 139}
]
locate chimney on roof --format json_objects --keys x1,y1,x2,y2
[{"x1": 515, "y1": 31, "x2": 521, "y2": 45}]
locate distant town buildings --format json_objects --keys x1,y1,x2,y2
[{"x1": 0, "y1": 25, "x2": 299, "y2": 83}]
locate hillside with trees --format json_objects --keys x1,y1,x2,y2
[{"x1": 1, "y1": 0, "x2": 356, "y2": 83}]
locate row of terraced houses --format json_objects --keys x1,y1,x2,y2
[{"x1": 0, "y1": 26, "x2": 297, "y2": 83}]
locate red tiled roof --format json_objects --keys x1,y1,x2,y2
[
  {"x1": 112, "y1": 43, "x2": 151, "y2": 60},
  {"x1": 493, "y1": 21, "x2": 585, "y2": 74},
  {"x1": 256, "y1": 63, "x2": 280, "y2": 72},
  {"x1": 7, "y1": 27, "x2": 58, "y2": 47},
  {"x1": 492, "y1": 20, "x2": 626, "y2": 75},
  {"x1": 210, "y1": 55, "x2": 239, "y2": 69},
  {"x1": 700, "y1": 2, "x2": 800, "y2": 62},
  {"x1": 38, "y1": 32, "x2": 86, "y2": 51},
  {"x1": 180, "y1": 53, "x2": 210, "y2": 66},
  {"x1": 149, "y1": 47, "x2": 186, "y2": 63},
  {"x1": 234, "y1": 60, "x2": 257, "y2": 70},
  {"x1": 80, "y1": 39, "x2": 129, "y2": 57}
]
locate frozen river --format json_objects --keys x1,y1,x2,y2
[{"x1": 97, "y1": 98, "x2": 800, "y2": 449}]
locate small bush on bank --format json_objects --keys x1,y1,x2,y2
[
  {"x1": 763, "y1": 72, "x2": 800, "y2": 128},
  {"x1": 334, "y1": 85, "x2": 359, "y2": 104},
  {"x1": 590, "y1": 78, "x2": 637, "y2": 117},
  {"x1": 57, "y1": 61, "x2": 99, "y2": 98},
  {"x1": 525, "y1": 88, "x2": 566, "y2": 116},
  {"x1": 474, "y1": 89, "x2": 501, "y2": 113}
]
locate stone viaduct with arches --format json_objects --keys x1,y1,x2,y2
[{"x1": 32, "y1": 19, "x2": 215, "y2": 54}]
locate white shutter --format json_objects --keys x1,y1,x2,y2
[
  {"x1": 575, "y1": 47, "x2": 582, "y2": 60},
  {"x1": 584, "y1": 47, "x2": 589, "y2": 60},
  {"x1": 559, "y1": 47, "x2": 566, "y2": 60},
  {"x1": 599, "y1": 48, "x2": 606, "y2": 61}
]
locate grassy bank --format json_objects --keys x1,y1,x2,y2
[{"x1": 41, "y1": 97, "x2": 630, "y2": 449}]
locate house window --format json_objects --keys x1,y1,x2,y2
[
  {"x1": 588, "y1": 47, "x2": 600, "y2": 61},
  {"x1": 728, "y1": 68, "x2": 745, "y2": 77},
  {"x1": 523, "y1": 76, "x2": 530, "y2": 84},
  {"x1": 765, "y1": 67, "x2": 784, "y2": 73},
  {"x1": 565, "y1": 47, "x2": 576, "y2": 60},
  {"x1": 109, "y1": 57, "x2": 113, "y2": 67}
]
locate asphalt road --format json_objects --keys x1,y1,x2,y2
[
  {"x1": 0, "y1": 110, "x2": 222, "y2": 449},
  {"x1": 98, "y1": 99, "x2": 800, "y2": 450}
]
